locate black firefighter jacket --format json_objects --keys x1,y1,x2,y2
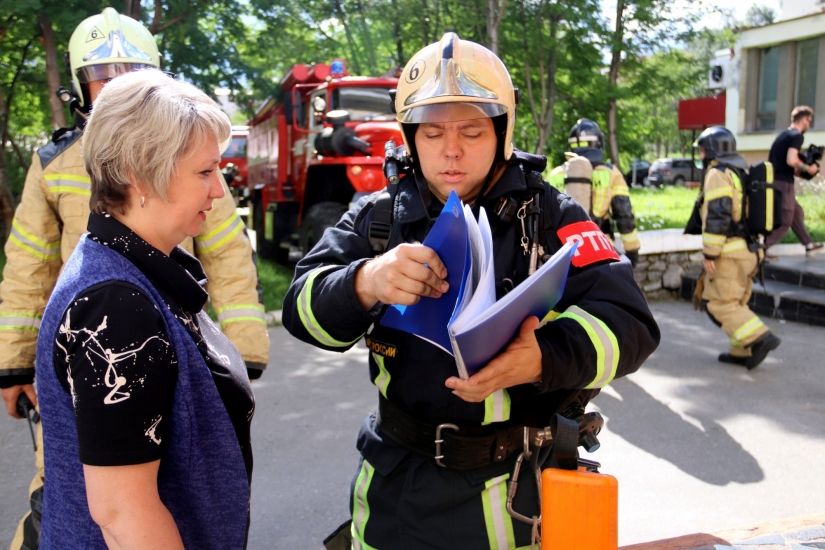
[{"x1": 283, "y1": 159, "x2": 660, "y2": 430}]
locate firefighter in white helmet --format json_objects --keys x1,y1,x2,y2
[
  {"x1": 1, "y1": 9, "x2": 269, "y2": 549},
  {"x1": 283, "y1": 33, "x2": 658, "y2": 548}
]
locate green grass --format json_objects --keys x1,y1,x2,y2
[
  {"x1": 257, "y1": 258, "x2": 294, "y2": 312},
  {"x1": 629, "y1": 186, "x2": 699, "y2": 231},
  {"x1": 628, "y1": 182, "x2": 825, "y2": 244},
  {"x1": 795, "y1": 180, "x2": 825, "y2": 244}
]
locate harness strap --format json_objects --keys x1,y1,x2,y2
[{"x1": 548, "y1": 414, "x2": 579, "y2": 471}]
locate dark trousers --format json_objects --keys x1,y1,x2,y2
[
  {"x1": 765, "y1": 179, "x2": 813, "y2": 248},
  {"x1": 349, "y1": 452, "x2": 539, "y2": 549}
]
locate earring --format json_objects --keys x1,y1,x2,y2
[{"x1": 140, "y1": 195, "x2": 145, "y2": 208}]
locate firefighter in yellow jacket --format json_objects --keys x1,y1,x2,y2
[
  {"x1": 548, "y1": 118, "x2": 640, "y2": 266},
  {"x1": 695, "y1": 126, "x2": 781, "y2": 370},
  {"x1": 1, "y1": 9, "x2": 269, "y2": 549}
]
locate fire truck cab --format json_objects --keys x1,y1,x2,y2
[
  {"x1": 246, "y1": 60, "x2": 402, "y2": 262},
  {"x1": 220, "y1": 125, "x2": 249, "y2": 205}
]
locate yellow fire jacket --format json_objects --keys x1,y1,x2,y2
[
  {"x1": 549, "y1": 161, "x2": 640, "y2": 252},
  {"x1": 700, "y1": 160, "x2": 751, "y2": 260},
  {"x1": 0, "y1": 129, "x2": 269, "y2": 383}
]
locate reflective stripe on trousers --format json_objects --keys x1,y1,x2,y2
[
  {"x1": 482, "y1": 474, "x2": 525, "y2": 550},
  {"x1": 351, "y1": 459, "x2": 378, "y2": 550}
]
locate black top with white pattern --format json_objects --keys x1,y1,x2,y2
[{"x1": 53, "y1": 212, "x2": 254, "y2": 480}]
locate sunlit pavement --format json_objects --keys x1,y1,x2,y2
[{"x1": 2, "y1": 299, "x2": 824, "y2": 548}]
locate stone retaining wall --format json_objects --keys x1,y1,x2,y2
[
  {"x1": 615, "y1": 229, "x2": 703, "y2": 301},
  {"x1": 632, "y1": 251, "x2": 704, "y2": 301}
]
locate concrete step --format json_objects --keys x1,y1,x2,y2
[
  {"x1": 763, "y1": 254, "x2": 825, "y2": 290},
  {"x1": 679, "y1": 263, "x2": 825, "y2": 327},
  {"x1": 749, "y1": 278, "x2": 825, "y2": 327}
]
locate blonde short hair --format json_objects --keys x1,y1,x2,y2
[{"x1": 83, "y1": 69, "x2": 231, "y2": 213}]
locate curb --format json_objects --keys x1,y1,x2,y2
[{"x1": 264, "y1": 310, "x2": 282, "y2": 327}]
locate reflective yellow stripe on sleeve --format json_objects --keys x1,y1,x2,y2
[
  {"x1": 44, "y1": 174, "x2": 91, "y2": 196},
  {"x1": 557, "y1": 306, "x2": 619, "y2": 389},
  {"x1": 482, "y1": 389, "x2": 511, "y2": 425},
  {"x1": 704, "y1": 186, "x2": 733, "y2": 201},
  {"x1": 215, "y1": 304, "x2": 266, "y2": 327},
  {"x1": 9, "y1": 219, "x2": 60, "y2": 261},
  {"x1": 195, "y1": 212, "x2": 244, "y2": 253},
  {"x1": 611, "y1": 184, "x2": 630, "y2": 197},
  {"x1": 620, "y1": 229, "x2": 639, "y2": 244},
  {"x1": 297, "y1": 266, "x2": 363, "y2": 348},
  {"x1": 721, "y1": 238, "x2": 748, "y2": 254},
  {"x1": 0, "y1": 312, "x2": 42, "y2": 332},
  {"x1": 702, "y1": 233, "x2": 727, "y2": 247}
]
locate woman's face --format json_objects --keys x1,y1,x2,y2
[
  {"x1": 151, "y1": 136, "x2": 225, "y2": 251},
  {"x1": 414, "y1": 117, "x2": 497, "y2": 204}
]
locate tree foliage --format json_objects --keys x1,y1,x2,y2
[{"x1": 2, "y1": 0, "x2": 724, "y2": 236}]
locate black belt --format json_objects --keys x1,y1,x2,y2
[{"x1": 376, "y1": 396, "x2": 530, "y2": 471}]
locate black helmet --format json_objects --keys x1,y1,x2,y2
[
  {"x1": 569, "y1": 118, "x2": 604, "y2": 152},
  {"x1": 694, "y1": 126, "x2": 737, "y2": 160}
]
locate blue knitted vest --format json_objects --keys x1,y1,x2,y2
[{"x1": 36, "y1": 236, "x2": 250, "y2": 549}]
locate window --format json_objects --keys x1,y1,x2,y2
[
  {"x1": 757, "y1": 46, "x2": 780, "y2": 130},
  {"x1": 331, "y1": 87, "x2": 396, "y2": 121},
  {"x1": 795, "y1": 38, "x2": 819, "y2": 110},
  {"x1": 222, "y1": 136, "x2": 247, "y2": 159}
]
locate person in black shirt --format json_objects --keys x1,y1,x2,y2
[
  {"x1": 765, "y1": 105, "x2": 822, "y2": 253},
  {"x1": 37, "y1": 69, "x2": 254, "y2": 548}
]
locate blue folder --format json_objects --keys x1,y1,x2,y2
[
  {"x1": 381, "y1": 190, "x2": 576, "y2": 378},
  {"x1": 380, "y1": 191, "x2": 469, "y2": 353}
]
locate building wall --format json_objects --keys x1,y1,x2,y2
[{"x1": 727, "y1": 12, "x2": 825, "y2": 155}]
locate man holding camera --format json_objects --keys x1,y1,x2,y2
[{"x1": 765, "y1": 105, "x2": 822, "y2": 254}]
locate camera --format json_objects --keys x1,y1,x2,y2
[{"x1": 799, "y1": 144, "x2": 823, "y2": 180}]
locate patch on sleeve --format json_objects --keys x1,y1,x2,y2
[
  {"x1": 365, "y1": 335, "x2": 398, "y2": 359},
  {"x1": 557, "y1": 221, "x2": 620, "y2": 267}
]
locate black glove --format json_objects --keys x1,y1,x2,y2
[{"x1": 626, "y1": 250, "x2": 639, "y2": 268}]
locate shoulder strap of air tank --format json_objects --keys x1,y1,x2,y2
[
  {"x1": 524, "y1": 168, "x2": 554, "y2": 250},
  {"x1": 353, "y1": 183, "x2": 399, "y2": 255}
]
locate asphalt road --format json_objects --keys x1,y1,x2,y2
[{"x1": 2, "y1": 299, "x2": 825, "y2": 548}]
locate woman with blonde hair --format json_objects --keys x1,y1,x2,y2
[{"x1": 36, "y1": 69, "x2": 253, "y2": 549}]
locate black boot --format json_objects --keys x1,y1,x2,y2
[
  {"x1": 745, "y1": 332, "x2": 781, "y2": 370},
  {"x1": 718, "y1": 353, "x2": 748, "y2": 366}
]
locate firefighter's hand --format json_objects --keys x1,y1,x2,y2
[
  {"x1": 355, "y1": 243, "x2": 449, "y2": 310},
  {"x1": 1, "y1": 384, "x2": 38, "y2": 419},
  {"x1": 445, "y1": 317, "x2": 542, "y2": 403},
  {"x1": 704, "y1": 258, "x2": 716, "y2": 276},
  {"x1": 626, "y1": 250, "x2": 639, "y2": 268},
  {"x1": 810, "y1": 163, "x2": 820, "y2": 176}
]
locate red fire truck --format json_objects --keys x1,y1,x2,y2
[
  {"x1": 246, "y1": 60, "x2": 402, "y2": 262},
  {"x1": 220, "y1": 125, "x2": 249, "y2": 205}
]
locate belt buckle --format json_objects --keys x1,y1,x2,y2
[{"x1": 434, "y1": 423, "x2": 460, "y2": 468}]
